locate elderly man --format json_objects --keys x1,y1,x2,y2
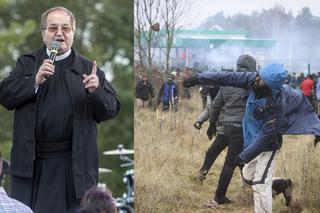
[
  {"x1": 0, "y1": 7, "x2": 120, "y2": 213},
  {"x1": 184, "y1": 63, "x2": 320, "y2": 212}
]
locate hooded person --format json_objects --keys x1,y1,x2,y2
[
  {"x1": 203, "y1": 54, "x2": 258, "y2": 207},
  {"x1": 157, "y1": 74, "x2": 179, "y2": 111},
  {"x1": 183, "y1": 63, "x2": 320, "y2": 212}
]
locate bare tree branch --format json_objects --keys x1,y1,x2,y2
[{"x1": 134, "y1": 0, "x2": 161, "y2": 72}]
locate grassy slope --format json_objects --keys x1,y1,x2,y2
[{"x1": 135, "y1": 95, "x2": 320, "y2": 213}]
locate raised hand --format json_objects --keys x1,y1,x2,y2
[
  {"x1": 83, "y1": 61, "x2": 100, "y2": 93},
  {"x1": 35, "y1": 59, "x2": 54, "y2": 86}
]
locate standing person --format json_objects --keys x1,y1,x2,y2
[
  {"x1": 315, "y1": 72, "x2": 320, "y2": 145},
  {"x1": 157, "y1": 74, "x2": 179, "y2": 111},
  {"x1": 184, "y1": 63, "x2": 320, "y2": 212},
  {"x1": 206, "y1": 55, "x2": 257, "y2": 206},
  {"x1": 296, "y1": 72, "x2": 305, "y2": 88},
  {"x1": 181, "y1": 67, "x2": 192, "y2": 99},
  {"x1": 135, "y1": 74, "x2": 154, "y2": 109},
  {"x1": 199, "y1": 85, "x2": 219, "y2": 109},
  {"x1": 316, "y1": 72, "x2": 320, "y2": 112},
  {"x1": 0, "y1": 7, "x2": 120, "y2": 213},
  {"x1": 193, "y1": 85, "x2": 224, "y2": 182},
  {"x1": 300, "y1": 74, "x2": 314, "y2": 105},
  {"x1": 289, "y1": 72, "x2": 297, "y2": 88},
  {"x1": 0, "y1": 151, "x2": 33, "y2": 213}
]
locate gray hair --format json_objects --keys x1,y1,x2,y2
[{"x1": 40, "y1": 6, "x2": 76, "y2": 31}]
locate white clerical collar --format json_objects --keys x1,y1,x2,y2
[{"x1": 46, "y1": 48, "x2": 71, "y2": 61}]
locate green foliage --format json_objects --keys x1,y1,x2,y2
[{"x1": 0, "y1": 0, "x2": 133, "y2": 197}]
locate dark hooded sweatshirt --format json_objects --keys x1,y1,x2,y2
[{"x1": 210, "y1": 55, "x2": 257, "y2": 125}]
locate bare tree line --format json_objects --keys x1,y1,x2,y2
[{"x1": 134, "y1": 0, "x2": 194, "y2": 74}]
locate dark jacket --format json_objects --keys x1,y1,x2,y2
[
  {"x1": 0, "y1": 46, "x2": 121, "y2": 198},
  {"x1": 211, "y1": 87, "x2": 249, "y2": 125},
  {"x1": 198, "y1": 64, "x2": 320, "y2": 163},
  {"x1": 211, "y1": 55, "x2": 256, "y2": 125},
  {"x1": 135, "y1": 80, "x2": 154, "y2": 101}
]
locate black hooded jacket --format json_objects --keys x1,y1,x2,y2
[{"x1": 135, "y1": 80, "x2": 154, "y2": 101}]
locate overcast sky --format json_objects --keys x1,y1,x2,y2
[{"x1": 191, "y1": 0, "x2": 320, "y2": 27}]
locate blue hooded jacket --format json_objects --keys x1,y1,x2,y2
[
  {"x1": 158, "y1": 81, "x2": 178, "y2": 106},
  {"x1": 198, "y1": 63, "x2": 320, "y2": 163}
]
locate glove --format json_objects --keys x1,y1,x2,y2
[
  {"x1": 233, "y1": 155, "x2": 245, "y2": 169},
  {"x1": 194, "y1": 122, "x2": 202, "y2": 130},
  {"x1": 183, "y1": 76, "x2": 200, "y2": 88},
  {"x1": 206, "y1": 123, "x2": 216, "y2": 140}
]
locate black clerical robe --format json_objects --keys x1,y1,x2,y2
[{"x1": 0, "y1": 46, "x2": 120, "y2": 210}]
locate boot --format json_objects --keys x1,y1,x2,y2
[{"x1": 283, "y1": 179, "x2": 293, "y2": 207}]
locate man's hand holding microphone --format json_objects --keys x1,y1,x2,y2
[
  {"x1": 35, "y1": 40, "x2": 99, "y2": 93},
  {"x1": 35, "y1": 41, "x2": 60, "y2": 87},
  {"x1": 36, "y1": 59, "x2": 55, "y2": 86}
]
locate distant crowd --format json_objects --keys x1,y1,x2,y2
[{"x1": 135, "y1": 66, "x2": 320, "y2": 116}]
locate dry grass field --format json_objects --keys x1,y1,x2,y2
[{"x1": 135, "y1": 93, "x2": 320, "y2": 213}]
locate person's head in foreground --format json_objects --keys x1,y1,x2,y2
[
  {"x1": 252, "y1": 63, "x2": 287, "y2": 98},
  {"x1": 79, "y1": 186, "x2": 117, "y2": 213}
]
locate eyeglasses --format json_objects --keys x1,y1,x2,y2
[{"x1": 45, "y1": 25, "x2": 73, "y2": 33}]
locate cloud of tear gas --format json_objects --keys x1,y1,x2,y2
[
  {"x1": 191, "y1": 7, "x2": 320, "y2": 74},
  {"x1": 202, "y1": 44, "x2": 252, "y2": 72},
  {"x1": 267, "y1": 29, "x2": 320, "y2": 75}
]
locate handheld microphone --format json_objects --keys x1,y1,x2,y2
[
  {"x1": 49, "y1": 41, "x2": 60, "y2": 63},
  {"x1": 44, "y1": 41, "x2": 60, "y2": 79}
]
